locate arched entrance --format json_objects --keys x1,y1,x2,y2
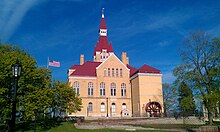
[{"x1": 145, "y1": 101, "x2": 162, "y2": 117}]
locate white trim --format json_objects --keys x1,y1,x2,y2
[
  {"x1": 138, "y1": 73, "x2": 162, "y2": 76},
  {"x1": 130, "y1": 73, "x2": 162, "y2": 80},
  {"x1": 96, "y1": 53, "x2": 130, "y2": 71},
  {"x1": 130, "y1": 73, "x2": 138, "y2": 80},
  {"x1": 69, "y1": 76, "x2": 97, "y2": 80},
  {"x1": 139, "y1": 94, "x2": 163, "y2": 96}
]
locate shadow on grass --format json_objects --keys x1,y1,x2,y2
[{"x1": 16, "y1": 118, "x2": 68, "y2": 131}]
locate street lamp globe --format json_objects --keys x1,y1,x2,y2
[{"x1": 12, "y1": 59, "x2": 22, "y2": 78}]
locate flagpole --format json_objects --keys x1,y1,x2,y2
[{"x1": 47, "y1": 57, "x2": 49, "y2": 69}]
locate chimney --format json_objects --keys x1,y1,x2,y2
[
  {"x1": 80, "y1": 54, "x2": 84, "y2": 65},
  {"x1": 126, "y1": 57, "x2": 129, "y2": 65},
  {"x1": 121, "y1": 52, "x2": 127, "y2": 65}
]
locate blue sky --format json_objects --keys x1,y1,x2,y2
[{"x1": 1, "y1": 0, "x2": 220, "y2": 84}]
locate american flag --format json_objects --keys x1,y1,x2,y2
[{"x1": 49, "y1": 59, "x2": 60, "y2": 67}]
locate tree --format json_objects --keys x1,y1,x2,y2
[
  {"x1": 51, "y1": 80, "x2": 82, "y2": 117},
  {"x1": 0, "y1": 42, "x2": 53, "y2": 123},
  {"x1": 162, "y1": 83, "x2": 178, "y2": 117},
  {"x1": 178, "y1": 81, "x2": 196, "y2": 116},
  {"x1": 173, "y1": 31, "x2": 220, "y2": 124},
  {"x1": 0, "y1": 42, "x2": 82, "y2": 130}
]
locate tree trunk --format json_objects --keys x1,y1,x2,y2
[
  {"x1": 164, "y1": 104, "x2": 167, "y2": 117},
  {"x1": 207, "y1": 109, "x2": 214, "y2": 125}
]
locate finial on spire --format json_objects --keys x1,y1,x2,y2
[{"x1": 102, "y1": 8, "x2": 104, "y2": 18}]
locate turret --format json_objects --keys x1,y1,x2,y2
[{"x1": 93, "y1": 8, "x2": 114, "y2": 62}]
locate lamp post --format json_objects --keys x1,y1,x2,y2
[
  {"x1": 34, "y1": 107, "x2": 38, "y2": 132},
  {"x1": 11, "y1": 59, "x2": 22, "y2": 132}
]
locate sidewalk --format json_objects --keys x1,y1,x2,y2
[{"x1": 74, "y1": 117, "x2": 204, "y2": 131}]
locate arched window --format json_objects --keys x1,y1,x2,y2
[
  {"x1": 111, "y1": 103, "x2": 116, "y2": 113},
  {"x1": 121, "y1": 83, "x2": 126, "y2": 96},
  {"x1": 88, "y1": 82, "x2": 93, "y2": 96},
  {"x1": 120, "y1": 69, "x2": 123, "y2": 77},
  {"x1": 73, "y1": 81, "x2": 79, "y2": 94},
  {"x1": 110, "y1": 83, "x2": 116, "y2": 96},
  {"x1": 88, "y1": 102, "x2": 93, "y2": 112},
  {"x1": 101, "y1": 102, "x2": 105, "y2": 112},
  {"x1": 100, "y1": 82, "x2": 105, "y2": 96},
  {"x1": 112, "y1": 68, "x2": 114, "y2": 77},
  {"x1": 122, "y1": 103, "x2": 126, "y2": 110}
]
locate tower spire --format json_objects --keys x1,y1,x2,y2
[
  {"x1": 102, "y1": 8, "x2": 104, "y2": 18},
  {"x1": 93, "y1": 8, "x2": 114, "y2": 62}
]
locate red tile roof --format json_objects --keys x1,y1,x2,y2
[
  {"x1": 127, "y1": 64, "x2": 138, "y2": 76},
  {"x1": 69, "y1": 64, "x2": 81, "y2": 69},
  {"x1": 108, "y1": 42, "x2": 114, "y2": 52},
  {"x1": 138, "y1": 64, "x2": 161, "y2": 74},
  {"x1": 100, "y1": 17, "x2": 107, "y2": 29},
  {"x1": 69, "y1": 62, "x2": 101, "y2": 77},
  {"x1": 69, "y1": 62, "x2": 160, "y2": 77},
  {"x1": 127, "y1": 64, "x2": 161, "y2": 77}
]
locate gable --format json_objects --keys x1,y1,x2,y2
[
  {"x1": 96, "y1": 53, "x2": 130, "y2": 77},
  {"x1": 96, "y1": 53, "x2": 130, "y2": 71}
]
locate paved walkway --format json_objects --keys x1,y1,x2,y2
[{"x1": 75, "y1": 117, "x2": 204, "y2": 131}]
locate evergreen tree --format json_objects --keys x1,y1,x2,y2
[{"x1": 178, "y1": 81, "x2": 196, "y2": 116}]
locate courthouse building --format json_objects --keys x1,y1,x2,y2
[{"x1": 68, "y1": 9, "x2": 163, "y2": 117}]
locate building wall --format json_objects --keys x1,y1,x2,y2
[
  {"x1": 131, "y1": 73, "x2": 163, "y2": 117},
  {"x1": 131, "y1": 76, "x2": 140, "y2": 117},
  {"x1": 68, "y1": 54, "x2": 132, "y2": 117}
]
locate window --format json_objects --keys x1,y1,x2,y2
[
  {"x1": 88, "y1": 102, "x2": 93, "y2": 112},
  {"x1": 100, "y1": 82, "x2": 105, "y2": 96},
  {"x1": 73, "y1": 81, "x2": 79, "y2": 94},
  {"x1": 120, "y1": 69, "x2": 123, "y2": 77},
  {"x1": 112, "y1": 68, "x2": 114, "y2": 77},
  {"x1": 122, "y1": 103, "x2": 126, "y2": 110},
  {"x1": 121, "y1": 83, "x2": 126, "y2": 96},
  {"x1": 88, "y1": 82, "x2": 94, "y2": 96},
  {"x1": 111, "y1": 103, "x2": 116, "y2": 113},
  {"x1": 101, "y1": 102, "x2": 105, "y2": 112},
  {"x1": 110, "y1": 83, "x2": 116, "y2": 96},
  {"x1": 116, "y1": 68, "x2": 118, "y2": 77},
  {"x1": 108, "y1": 68, "x2": 110, "y2": 76},
  {"x1": 104, "y1": 68, "x2": 106, "y2": 76}
]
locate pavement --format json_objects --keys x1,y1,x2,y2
[{"x1": 74, "y1": 117, "x2": 205, "y2": 131}]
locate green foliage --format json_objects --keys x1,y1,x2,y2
[
  {"x1": 0, "y1": 42, "x2": 82, "y2": 127},
  {"x1": 178, "y1": 81, "x2": 196, "y2": 115},
  {"x1": 51, "y1": 81, "x2": 82, "y2": 116},
  {"x1": 173, "y1": 31, "x2": 220, "y2": 124}
]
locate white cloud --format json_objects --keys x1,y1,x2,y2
[
  {"x1": 158, "y1": 40, "x2": 170, "y2": 47},
  {"x1": 145, "y1": 13, "x2": 192, "y2": 31},
  {"x1": 0, "y1": 0, "x2": 41, "y2": 42}
]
